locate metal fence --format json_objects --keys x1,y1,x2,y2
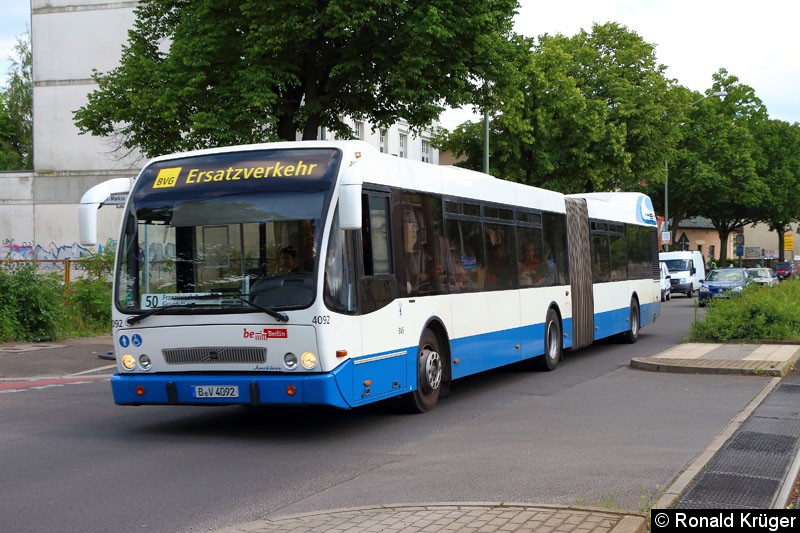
[{"x1": 0, "y1": 259, "x2": 112, "y2": 292}]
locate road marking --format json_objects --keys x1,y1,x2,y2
[{"x1": 0, "y1": 375, "x2": 110, "y2": 393}]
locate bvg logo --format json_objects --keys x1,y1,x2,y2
[{"x1": 153, "y1": 167, "x2": 182, "y2": 188}]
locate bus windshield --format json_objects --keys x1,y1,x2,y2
[{"x1": 116, "y1": 148, "x2": 341, "y2": 313}]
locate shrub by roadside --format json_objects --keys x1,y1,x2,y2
[
  {"x1": 690, "y1": 280, "x2": 800, "y2": 342},
  {"x1": 0, "y1": 249, "x2": 113, "y2": 343}
]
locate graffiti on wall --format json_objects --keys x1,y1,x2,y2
[{"x1": 2, "y1": 238, "x2": 117, "y2": 269}]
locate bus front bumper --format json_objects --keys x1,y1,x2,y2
[{"x1": 110, "y1": 372, "x2": 351, "y2": 409}]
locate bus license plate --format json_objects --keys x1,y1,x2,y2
[{"x1": 192, "y1": 385, "x2": 239, "y2": 399}]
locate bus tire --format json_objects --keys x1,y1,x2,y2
[
  {"x1": 536, "y1": 308, "x2": 562, "y2": 371},
  {"x1": 402, "y1": 328, "x2": 443, "y2": 413},
  {"x1": 623, "y1": 298, "x2": 640, "y2": 344}
]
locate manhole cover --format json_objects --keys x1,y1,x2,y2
[
  {"x1": 728, "y1": 431, "x2": 796, "y2": 455},
  {"x1": 680, "y1": 472, "x2": 778, "y2": 508}
]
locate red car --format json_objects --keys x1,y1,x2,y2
[{"x1": 774, "y1": 261, "x2": 798, "y2": 280}]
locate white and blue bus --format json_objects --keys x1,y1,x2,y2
[{"x1": 79, "y1": 140, "x2": 660, "y2": 412}]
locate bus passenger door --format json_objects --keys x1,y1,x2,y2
[{"x1": 353, "y1": 189, "x2": 408, "y2": 403}]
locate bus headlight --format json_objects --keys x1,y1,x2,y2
[
  {"x1": 139, "y1": 354, "x2": 152, "y2": 370},
  {"x1": 301, "y1": 351, "x2": 317, "y2": 369},
  {"x1": 121, "y1": 354, "x2": 136, "y2": 370},
  {"x1": 283, "y1": 352, "x2": 298, "y2": 369}
]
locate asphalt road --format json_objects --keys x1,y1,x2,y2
[{"x1": 0, "y1": 297, "x2": 770, "y2": 532}]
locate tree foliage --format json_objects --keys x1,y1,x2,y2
[
  {"x1": 0, "y1": 32, "x2": 33, "y2": 170},
  {"x1": 74, "y1": 0, "x2": 521, "y2": 157},
  {"x1": 751, "y1": 118, "x2": 800, "y2": 260},
  {"x1": 439, "y1": 23, "x2": 685, "y2": 194},
  {"x1": 665, "y1": 70, "x2": 770, "y2": 263}
]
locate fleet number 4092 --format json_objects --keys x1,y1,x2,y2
[{"x1": 312, "y1": 315, "x2": 331, "y2": 325}]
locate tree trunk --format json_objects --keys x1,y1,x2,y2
[
  {"x1": 717, "y1": 228, "x2": 731, "y2": 265},
  {"x1": 277, "y1": 115, "x2": 296, "y2": 142}
]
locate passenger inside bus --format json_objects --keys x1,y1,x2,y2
[{"x1": 518, "y1": 242, "x2": 543, "y2": 287}]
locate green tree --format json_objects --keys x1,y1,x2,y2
[
  {"x1": 439, "y1": 23, "x2": 685, "y2": 194},
  {"x1": 74, "y1": 0, "x2": 521, "y2": 157},
  {"x1": 0, "y1": 32, "x2": 33, "y2": 170},
  {"x1": 668, "y1": 70, "x2": 769, "y2": 264},
  {"x1": 752, "y1": 119, "x2": 800, "y2": 261}
]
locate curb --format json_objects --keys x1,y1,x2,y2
[
  {"x1": 630, "y1": 357, "x2": 791, "y2": 376},
  {"x1": 215, "y1": 503, "x2": 647, "y2": 533}
]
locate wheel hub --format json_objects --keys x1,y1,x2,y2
[{"x1": 421, "y1": 348, "x2": 442, "y2": 392}]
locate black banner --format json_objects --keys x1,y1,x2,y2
[{"x1": 652, "y1": 510, "x2": 798, "y2": 532}]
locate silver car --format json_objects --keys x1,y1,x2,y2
[{"x1": 746, "y1": 268, "x2": 778, "y2": 287}]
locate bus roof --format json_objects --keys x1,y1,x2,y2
[{"x1": 136, "y1": 140, "x2": 655, "y2": 225}]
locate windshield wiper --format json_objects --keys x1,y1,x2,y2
[{"x1": 234, "y1": 295, "x2": 289, "y2": 322}]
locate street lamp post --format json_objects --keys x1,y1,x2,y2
[{"x1": 663, "y1": 90, "x2": 727, "y2": 252}]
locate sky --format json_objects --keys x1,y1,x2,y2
[{"x1": 2, "y1": 0, "x2": 799, "y2": 128}]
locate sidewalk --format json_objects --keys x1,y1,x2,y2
[{"x1": 2, "y1": 337, "x2": 799, "y2": 532}]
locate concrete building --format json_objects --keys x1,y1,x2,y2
[
  {"x1": 668, "y1": 216, "x2": 798, "y2": 268},
  {"x1": 1, "y1": 1, "x2": 437, "y2": 261}
]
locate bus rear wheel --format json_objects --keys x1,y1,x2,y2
[
  {"x1": 536, "y1": 308, "x2": 562, "y2": 371},
  {"x1": 403, "y1": 328, "x2": 443, "y2": 413},
  {"x1": 623, "y1": 298, "x2": 640, "y2": 344}
]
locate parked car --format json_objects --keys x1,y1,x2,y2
[
  {"x1": 659, "y1": 261, "x2": 671, "y2": 302},
  {"x1": 746, "y1": 268, "x2": 778, "y2": 287},
  {"x1": 774, "y1": 261, "x2": 799, "y2": 281},
  {"x1": 698, "y1": 268, "x2": 751, "y2": 306}
]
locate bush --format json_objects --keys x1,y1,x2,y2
[
  {"x1": 0, "y1": 263, "x2": 67, "y2": 342},
  {"x1": 0, "y1": 250, "x2": 113, "y2": 342},
  {"x1": 690, "y1": 281, "x2": 800, "y2": 341},
  {"x1": 65, "y1": 278, "x2": 112, "y2": 336}
]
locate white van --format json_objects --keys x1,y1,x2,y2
[
  {"x1": 659, "y1": 261, "x2": 671, "y2": 301},
  {"x1": 659, "y1": 250, "x2": 706, "y2": 297}
]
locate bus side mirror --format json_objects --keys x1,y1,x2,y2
[
  {"x1": 78, "y1": 177, "x2": 133, "y2": 245},
  {"x1": 338, "y1": 165, "x2": 362, "y2": 230}
]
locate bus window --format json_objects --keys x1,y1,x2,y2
[
  {"x1": 400, "y1": 192, "x2": 447, "y2": 296},
  {"x1": 542, "y1": 212, "x2": 569, "y2": 285},
  {"x1": 516, "y1": 227, "x2": 546, "y2": 287},
  {"x1": 485, "y1": 223, "x2": 517, "y2": 290},
  {"x1": 592, "y1": 234, "x2": 611, "y2": 283},
  {"x1": 445, "y1": 218, "x2": 485, "y2": 292},
  {"x1": 324, "y1": 208, "x2": 356, "y2": 313},
  {"x1": 362, "y1": 194, "x2": 392, "y2": 276},
  {"x1": 609, "y1": 233, "x2": 628, "y2": 281}
]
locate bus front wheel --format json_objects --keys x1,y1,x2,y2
[{"x1": 403, "y1": 328, "x2": 443, "y2": 413}]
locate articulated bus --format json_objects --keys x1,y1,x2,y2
[{"x1": 79, "y1": 140, "x2": 660, "y2": 413}]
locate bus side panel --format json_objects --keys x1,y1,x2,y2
[
  {"x1": 349, "y1": 347, "x2": 413, "y2": 406},
  {"x1": 518, "y1": 285, "x2": 572, "y2": 359},
  {"x1": 450, "y1": 291, "x2": 520, "y2": 379},
  {"x1": 591, "y1": 280, "x2": 660, "y2": 341}
]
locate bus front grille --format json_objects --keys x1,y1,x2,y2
[{"x1": 162, "y1": 347, "x2": 267, "y2": 365}]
